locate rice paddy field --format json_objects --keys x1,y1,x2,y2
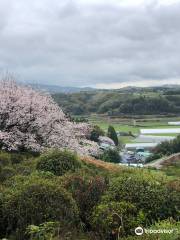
[{"x1": 87, "y1": 115, "x2": 180, "y2": 144}]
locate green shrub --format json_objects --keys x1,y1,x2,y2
[
  {"x1": 26, "y1": 221, "x2": 60, "y2": 240},
  {"x1": 64, "y1": 174, "x2": 107, "y2": 227},
  {"x1": 121, "y1": 219, "x2": 180, "y2": 240},
  {"x1": 1, "y1": 180, "x2": 79, "y2": 239},
  {"x1": 101, "y1": 148, "x2": 121, "y2": 163},
  {"x1": 91, "y1": 201, "x2": 141, "y2": 239},
  {"x1": 0, "y1": 151, "x2": 11, "y2": 167},
  {"x1": 146, "y1": 153, "x2": 162, "y2": 163},
  {"x1": 102, "y1": 175, "x2": 175, "y2": 224},
  {"x1": 148, "y1": 219, "x2": 180, "y2": 240},
  {"x1": 36, "y1": 150, "x2": 81, "y2": 176},
  {"x1": 0, "y1": 166, "x2": 16, "y2": 182},
  {"x1": 90, "y1": 125, "x2": 104, "y2": 142},
  {"x1": 154, "y1": 135, "x2": 180, "y2": 156},
  {"x1": 10, "y1": 153, "x2": 24, "y2": 164},
  {"x1": 164, "y1": 180, "x2": 180, "y2": 220}
]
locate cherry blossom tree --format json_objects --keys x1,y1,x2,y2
[{"x1": 0, "y1": 79, "x2": 99, "y2": 156}]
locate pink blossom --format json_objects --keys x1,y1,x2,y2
[{"x1": 0, "y1": 80, "x2": 99, "y2": 156}]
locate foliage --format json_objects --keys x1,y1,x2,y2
[
  {"x1": 146, "y1": 153, "x2": 162, "y2": 163},
  {"x1": 119, "y1": 96, "x2": 176, "y2": 115},
  {"x1": 90, "y1": 125, "x2": 105, "y2": 142},
  {"x1": 107, "y1": 125, "x2": 119, "y2": 146},
  {"x1": 101, "y1": 148, "x2": 121, "y2": 163},
  {"x1": 153, "y1": 135, "x2": 180, "y2": 156},
  {"x1": 26, "y1": 222, "x2": 59, "y2": 240},
  {"x1": 0, "y1": 151, "x2": 11, "y2": 166},
  {"x1": 149, "y1": 219, "x2": 180, "y2": 240},
  {"x1": 10, "y1": 153, "x2": 25, "y2": 164},
  {"x1": 163, "y1": 161, "x2": 180, "y2": 177},
  {"x1": 102, "y1": 174, "x2": 179, "y2": 224},
  {"x1": 91, "y1": 201, "x2": 141, "y2": 239},
  {"x1": 1, "y1": 179, "x2": 79, "y2": 239},
  {"x1": 36, "y1": 149, "x2": 81, "y2": 176},
  {"x1": 71, "y1": 116, "x2": 89, "y2": 123},
  {"x1": 0, "y1": 166, "x2": 16, "y2": 182},
  {"x1": 121, "y1": 219, "x2": 180, "y2": 240},
  {"x1": 52, "y1": 89, "x2": 180, "y2": 116},
  {"x1": 0, "y1": 151, "x2": 179, "y2": 240},
  {"x1": 63, "y1": 174, "x2": 107, "y2": 228}
]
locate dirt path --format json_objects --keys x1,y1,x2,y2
[{"x1": 145, "y1": 153, "x2": 180, "y2": 169}]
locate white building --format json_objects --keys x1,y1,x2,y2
[
  {"x1": 168, "y1": 122, "x2": 180, "y2": 126},
  {"x1": 140, "y1": 128, "x2": 180, "y2": 134},
  {"x1": 125, "y1": 143, "x2": 158, "y2": 151},
  {"x1": 134, "y1": 135, "x2": 175, "y2": 143}
]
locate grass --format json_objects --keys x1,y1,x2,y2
[
  {"x1": 120, "y1": 136, "x2": 135, "y2": 144},
  {"x1": 96, "y1": 123, "x2": 140, "y2": 134},
  {"x1": 159, "y1": 158, "x2": 180, "y2": 178},
  {"x1": 163, "y1": 165, "x2": 180, "y2": 178},
  {"x1": 88, "y1": 115, "x2": 180, "y2": 144}
]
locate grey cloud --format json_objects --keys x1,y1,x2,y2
[{"x1": 0, "y1": 0, "x2": 180, "y2": 87}]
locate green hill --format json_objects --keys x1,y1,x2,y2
[{"x1": 52, "y1": 87, "x2": 180, "y2": 116}]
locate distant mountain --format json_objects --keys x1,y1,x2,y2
[
  {"x1": 26, "y1": 83, "x2": 180, "y2": 94},
  {"x1": 28, "y1": 83, "x2": 96, "y2": 93},
  {"x1": 161, "y1": 84, "x2": 180, "y2": 89}
]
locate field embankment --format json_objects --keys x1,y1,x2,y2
[{"x1": 145, "y1": 152, "x2": 180, "y2": 169}]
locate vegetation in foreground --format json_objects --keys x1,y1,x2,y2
[{"x1": 0, "y1": 149, "x2": 179, "y2": 240}]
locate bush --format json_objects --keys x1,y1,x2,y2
[
  {"x1": 91, "y1": 201, "x2": 141, "y2": 239},
  {"x1": 36, "y1": 150, "x2": 81, "y2": 176},
  {"x1": 146, "y1": 153, "x2": 162, "y2": 163},
  {"x1": 0, "y1": 151, "x2": 11, "y2": 167},
  {"x1": 10, "y1": 153, "x2": 24, "y2": 164},
  {"x1": 101, "y1": 148, "x2": 121, "y2": 163},
  {"x1": 164, "y1": 180, "x2": 180, "y2": 220},
  {"x1": 0, "y1": 166, "x2": 16, "y2": 182},
  {"x1": 26, "y1": 222, "x2": 60, "y2": 240},
  {"x1": 154, "y1": 135, "x2": 180, "y2": 156},
  {"x1": 102, "y1": 175, "x2": 175, "y2": 224},
  {"x1": 154, "y1": 141, "x2": 173, "y2": 155},
  {"x1": 90, "y1": 125, "x2": 105, "y2": 142},
  {"x1": 1, "y1": 180, "x2": 79, "y2": 239},
  {"x1": 121, "y1": 219, "x2": 180, "y2": 240},
  {"x1": 64, "y1": 175, "x2": 107, "y2": 227}
]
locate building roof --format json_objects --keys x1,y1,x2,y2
[
  {"x1": 125, "y1": 143, "x2": 158, "y2": 149},
  {"x1": 140, "y1": 128, "x2": 180, "y2": 134},
  {"x1": 134, "y1": 134, "x2": 175, "y2": 143},
  {"x1": 168, "y1": 122, "x2": 180, "y2": 125}
]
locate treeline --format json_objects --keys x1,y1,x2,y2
[{"x1": 52, "y1": 89, "x2": 180, "y2": 116}]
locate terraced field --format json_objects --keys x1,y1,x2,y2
[{"x1": 88, "y1": 115, "x2": 180, "y2": 144}]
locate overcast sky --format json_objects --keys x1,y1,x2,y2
[{"x1": 0, "y1": 0, "x2": 180, "y2": 88}]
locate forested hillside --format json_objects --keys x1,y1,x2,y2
[{"x1": 52, "y1": 87, "x2": 180, "y2": 116}]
